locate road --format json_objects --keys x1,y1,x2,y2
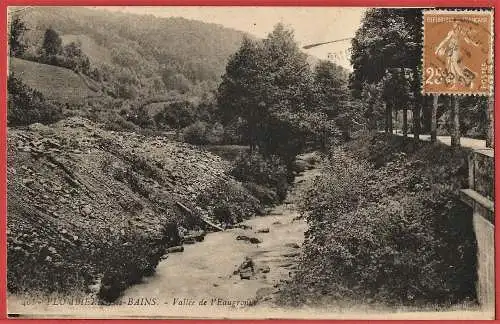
[{"x1": 392, "y1": 130, "x2": 492, "y2": 154}]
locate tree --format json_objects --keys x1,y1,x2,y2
[
  {"x1": 431, "y1": 95, "x2": 438, "y2": 142},
  {"x1": 350, "y1": 9, "x2": 422, "y2": 142},
  {"x1": 9, "y1": 16, "x2": 28, "y2": 57},
  {"x1": 313, "y1": 60, "x2": 348, "y2": 116},
  {"x1": 42, "y1": 28, "x2": 62, "y2": 56},
  {"x1": 7, "y1": 73, "x2": 62, "y2": 126},
  {"x1": 218, "y1": 24, "x2": 329, "y2": 168},
  {"x1": 217, "y1": 35, "x2": 267, "y2": 150},
  {"x1": 450, "y1": 96, "x2": 460, "y2": 148},
  {"x1": 313, "y1": 60, "x2": 355, "y2": 140},
  {"x1": 381, "y1": 68, "x2": 411, "y2": 137},
  {"x1": 256, "y1": 23, "x2": 320, "y2": 166},
  {"x1": 154, "y1": 101, "x2": 195, "y2": 130}
]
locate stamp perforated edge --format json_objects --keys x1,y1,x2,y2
[{"x1": 421, "y1": 9, "x2": 494, "y2": 97}]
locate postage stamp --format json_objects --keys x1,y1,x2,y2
[{"x1": 422, "y1": 10, "x2": 493, "y2": 96}]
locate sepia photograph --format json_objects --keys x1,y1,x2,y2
[{"x1": 5, "y1": 5, "x2": 495, "y2": 319}]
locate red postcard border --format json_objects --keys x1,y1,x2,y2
[{"x1": 0, "y1": 1, "x2": 498, "y2": 323}]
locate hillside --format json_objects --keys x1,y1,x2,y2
[
  {"x1": 7, "y1": 117, "x2": 261, "y2": 299},
  {"x1": 16, "y1": 6, "x2": 248, "y2": 94},
  {"x1": 60, "y1": 34, "x2": 113, "y2": 66},
  {"x1": 9, "y1": 57, "x2": 102, "y2": 104}
]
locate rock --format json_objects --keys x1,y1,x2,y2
[
  {"x1": 183, "y1": 238, "x2": 196, "y2": 244},
  {"x1": 249, "y1": 237, "x2": 261, "y2": 244},
  {"x1": 235, "y1": 224, "x2": 252, "y2": 230},
  {"x1": 236, "y1": 235, "x2": 261, "y2": 244},
  {"x1": 81, "y1": 205, "x2": 92, "y2": 216},
  {"x1": 272, "y1": 221, "x2": 282, "y2": 225},
  {"x1": 259, "y1": 265, "x2": 271, "y2": 273},
  {"x1": 239, "y1": 268, "x2": 253, "y2": 280},
  {"x1": 45, "y1": 256, "x2": 52, "y2": 262},
  {"x1": 257, "y1": 228, "x2": 270, "y2": 233},
  {"x1": 285, "y1": 243, "x2": 300, "y2": 249},
  {"x1": 166, "y1": 246, "x2": 184, "y2": 253},
  {"x1": 22, "y1": 178, "x2": 35, "y2": 186},
  {"x1": 184, "y1": 230, "x2": 205, "y2": 242},
  {"x1": 236, "y1": 257, "x2": 255, "y2": 280}
]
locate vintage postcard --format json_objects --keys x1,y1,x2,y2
[{"x1": 5, "y1": 6, "x2": 496, "y2": 320}]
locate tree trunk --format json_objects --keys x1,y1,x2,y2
[
  {"x1": 486, "y1": 95, "x2": 494, "y2": 148},
  {"x1": 422, "y1": 96, "x2": 432, "y2": 134},
  {"x1": 431, "y1": 94, "x2": 438, "y2": 143},
  {"x1": 403, "y1": 107, "x2": 408, "y2": 139},
  {"x1": 384, "y1": 102, "x2": 389, "y2": 135},
  {"x1": 388, "y1": 103, "x2": 393, "y2": 135},
  {"x1": 450, "y1": 96, "x2": 461, "y2": 148},
  {"x1": 412, "y1": 102, "x2": 421, "y2": 145}
]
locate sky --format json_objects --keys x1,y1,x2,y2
[{"x1": 92, "y1": 6, "x2": 365, "y2": 69}]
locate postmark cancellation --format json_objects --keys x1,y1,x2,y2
[{"x1": 422, "y1": 10, "x2": 493, "y2": 96}]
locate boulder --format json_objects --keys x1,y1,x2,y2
[
  {"x1": 259, "y1": 265, "x2": 271, "y2": 273},
  {"x1": 236, "y1": 235, "x2": 261, "y2": 244},
  {"x1": 237, "y1": 257, "x2": 255, "y2": 280},
  {"x1": 166, "y1": 246, "x2": 184, "y2": 253}
]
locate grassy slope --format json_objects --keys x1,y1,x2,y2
[{"x1": 9, "y1": 57, "x2": 102, "y2": 104}]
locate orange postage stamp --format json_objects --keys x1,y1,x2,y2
[{"x1": 422, "y1": 10, "x2": 493, "y2": 96}]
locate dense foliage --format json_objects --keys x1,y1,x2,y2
[
  {"x1": 17, "y1": 6, "x2": 247, "y2": 97},
  {"x1": 231, "y1": 151, "x2": 289, "y2": 204},
  {"x1": 350, "y1": 8, "x2": 488, "y2": 139},
  {"x1": 217, "y1": 24, "x2": 351, "y2": 168},
  {"x1": 278, "y1": 133, "x2": 477, "y2": 307},
  {"x1": 7, "y1": 74, "x2": 63, "y2": 126},
  {"x1": 9, "y1": 16, "x2": 28, "y2": 57}
]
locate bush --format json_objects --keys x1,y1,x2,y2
[
  {"x1": 97, "y1": 231, "x2": 167, "y2": 303},
  {"x1": 104, "y1": 113, "x2": 137, "y2": 132},
  {"x1": 279, "y1": 134, "x2": 477, "y2": 307},
  {"x1": 7, "y1": 74, "x2": 63, "y2": 126},
  {"x1": 231, "y1": 151, "x2": 289, "y2": 203},
  {"x1": 182, "y1": 121, "x2": 209, "y2": 145},
  {"x1": 197, "y1": 179, "x2": 263, "y2": 225},
  {"x1": 154, "y1": 101, "x2": 196, "y2": 130}
]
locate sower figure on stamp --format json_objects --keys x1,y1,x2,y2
[{"x1": 434, "y1": 21, "x2": 480, "y2": 89}]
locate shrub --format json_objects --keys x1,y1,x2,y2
[
  {"x1": 104, "y1": 113, "x2": 137, "y2": 131},
  {"x1": 197, "y1": 179, "x2": 262, "y2": 225},
  {"x1": 231, "y1": 151, "x2": 288, "y2": 203},
  {"x1": 182, "y1": 121, "x2": 209, "y2": 145},
  {"x1": 7, "y1": 74, "x2": 63, "y2": 126},
  {"x1": 279, "y1": 134, "x2": 477, "y2": 307},
  {"x1": 154, "y1": 101, "x2": 196, "y2": 130}
]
